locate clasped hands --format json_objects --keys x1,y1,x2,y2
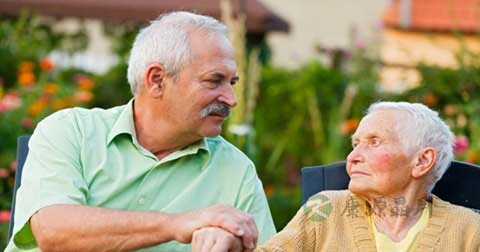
[{"x1": 172, "y1": 204, "x2": 258, "y2": 252}]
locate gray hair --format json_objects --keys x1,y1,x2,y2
[
  {"x1": 127, "y1": 11, "x2": 228, "y2": 94},
  {"x1": 366, "y1": 101, "x2": 454, "y2": 192}
]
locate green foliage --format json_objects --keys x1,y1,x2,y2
[
  {"x1": 395, "y1": 54, "x2": 480, "y2": 163},
  {"x1": 248, "y1": 59, "x2": 379, "y2": 229},
  {"x1": 91, "y1": 23, "x2": 138, "y2": 108},
  {"x1": 0, "y1": 14, "x2": 93, "y2": 249}
]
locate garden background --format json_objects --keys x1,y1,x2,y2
[{"x1": 1, "y1": 0, "x2": 480, "y2": 249}]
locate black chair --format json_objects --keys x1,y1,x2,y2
[
  {"x1": 7, "y1": 135, "x2": 30, "y2": 240},
  {"x1": 301, "y1": 160, "x2": 480, "y2": 211}
]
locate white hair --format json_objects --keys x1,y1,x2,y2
[
  {"x1": 127, "y1": 11, "x2": 228, "y2": 94},
  {"x1": 366, "y1": 101, "x2": 454, "y2": 192}
]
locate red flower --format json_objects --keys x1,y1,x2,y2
[
  {"x1": 0, "y1": 210, "x2": 10, "y2": 223},
  {"x1": 21, "y1": 117, "x2": 34, "y2": 129},
  {"x1": 40, "y1": 58, "x2": 55, "y2": 72}
]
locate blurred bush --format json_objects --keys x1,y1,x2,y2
[
  {"x1": 395, "y1": 51, "x2": 480, "y2": 163},
  {"x1": 1, "y1": 12, "x2": 480, "y2": 248},
  {"x1": 0, "y1": 14, "x2": 94, "y2": 248}
]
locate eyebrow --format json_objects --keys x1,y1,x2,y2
[
  {"x1": 203, "y1": 72, "x2": 238, "y2": 80},
  {"x1": 351, "y1": 133, "x2": 381, "y2": 141},
  {"x1": 205, "y1": 72, "x2": 239, "y2": 84}
]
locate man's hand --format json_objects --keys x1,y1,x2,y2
[
  {"x1": 192, "y1": 227, "x2": 243, "y2": 252},
  {"x1": 170, "y1": 204, "x2": 258, "y2": 250}
]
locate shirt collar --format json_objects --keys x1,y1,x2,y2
[
  {"x1": 107, "y1": 99, "x2": 211, "y2": 157},
  {"x1": 107, "y1": 99, "x2": 137, "y2": 145}
]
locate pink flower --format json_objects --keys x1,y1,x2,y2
[
  {"x1": 0, "y1": 168, "x2": 9, "y2": 178},
  {"x1": 10, "y1": 160, "x2": 17, "y2": 172},
  {"x1": 0, "y1": 92, "x2": 22, "y2": 112},
  {"x1": 21, "y1": 117, "x2": 34, "y2": 129},
  {"x1": 0, "y1": 210, "x2": 11, "y2": 223},
  {"x1": 355, "y1": 39, "x2": 366, "y2": 49},
  {"x1": 454, "y1": 135, "x2": 469, "y2": 156}
]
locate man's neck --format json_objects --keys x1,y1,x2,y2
[{"x1": 133, "y1": 98, "x2": 201, "y2": 160}]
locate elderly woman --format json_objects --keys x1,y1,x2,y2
[{"x1": 191, "y1": 101, "x2": 480, "y2": 252}]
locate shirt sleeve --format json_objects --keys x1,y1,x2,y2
[
  {"x1": 235, "y1": 162, "x2": 277, "y2": 245},
  {"x1": 10, "y1": 110, "x2": 88, "y2": 250}
]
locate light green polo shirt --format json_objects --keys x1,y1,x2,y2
[{"x1": 5, "y1": 100, "x2": 276, "y2": 252}]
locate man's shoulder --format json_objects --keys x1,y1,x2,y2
[{"x1": 37, "y1": 105, "x2": 125, "y2": 131}]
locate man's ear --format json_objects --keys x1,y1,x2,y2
[
  {"x1": 412, "y1": 147, "x2": 436, "y2": 178},
  {"x1": 143, "y1": 63, "x2": 167, "y2": 98}
]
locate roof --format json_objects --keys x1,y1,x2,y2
[
  {"x1": 0, "y1": 0, "x2": 289, "y2": 34},
  {"x1": 383, "y1": 0, "x2": 480, "y2": 33}
]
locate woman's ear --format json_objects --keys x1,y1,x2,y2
[
  {"x1": 143, "y1": 63, "x2": 167, "y2": 98},
  {"x1": 412, "y1": 147, "x2": 436, "y2": 178}
]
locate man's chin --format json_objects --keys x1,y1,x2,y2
[{"x1": 201, "y1": 126, "x2": 223, "y2": 137}]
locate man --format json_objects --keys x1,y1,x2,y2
[
  {"x1": 192, "y1": 101, "x2": 480, "y2": 252},
  {"x1": 5, "y1": 12, "x2": 275, "y2": 252}
]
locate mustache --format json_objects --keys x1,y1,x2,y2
[{"x1": 200, "y1": 103, "x2": 231, "y2": 118}]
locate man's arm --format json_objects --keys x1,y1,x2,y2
[{"x1": 31, "y1": 204, "x2": 257, "y2": 252}]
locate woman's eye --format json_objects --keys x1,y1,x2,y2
[
  {"x1": 371, "y1": 139, "x2": 381, "y2": 146},
  {"x1": 352, "y1": 143, "x2": 358, "y2": 148}
]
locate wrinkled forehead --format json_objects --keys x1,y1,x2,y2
[
  {"x1": 189, "y1": 30, "x2": 234, "y2": 59},
  {"x1": 352, "y1": 110, "x2": 404, "y2": 140}
]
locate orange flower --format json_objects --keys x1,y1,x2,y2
[
  {"x1": 63, "y1": 97, "x2": 75, "y2": 107},
  {"x1": 340, "y1": 118, "x2": 360, "y2": 135},
  {"x1": 263, "y1": 184, "x2": 275, "y2": 197},
  {"x1": 28, "y1": 100, "x2": 46, "y2": 116},
  {"x1": 77, "y1": 77, "x2": 95, "y2": 91},
  {"x1": 18, "y1": 72, "x2": 36, "y2": 86},
  {"x1": 10, "y1": 161, "x2": 17, "y2": 172},
  {"x1": 43, "y1": 83, "x2": 59, "y2": 95},
  {"x1": 423, "y1": 93, "x2": 438, "y2": 106},
  {"x1": 52, "y1": 98, "x2": 66, "y2": 110},
  {"x1": 467, "y1": 151, "x2": 480, "y2": 164},
  {"x1": 444, "y1": 104, "x2": 457, "y2": 116},
  {"x1": 19, "y1": 61, "x2": 34, "y2": 73},
  {"x1": 74, "y1": 90, "x2": 93, "y2": 103},
  {"x1": 40, "y1": 58, "x2": 55, "y2": 72}
]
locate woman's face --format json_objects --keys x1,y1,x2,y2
[{"x1": 346, "y1": 110, "x2": 415, "y2": 199}]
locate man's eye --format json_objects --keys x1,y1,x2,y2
[
  {"x1": 371, "y1": 139, "x2": 381, "y2": 146},
  {"x1": 352, "y1": 143, "x2": 358, "y2": 148},
  {"x1": 204, "y1": 79, "x2": 222, "y2": 88},
  {"x1": 209, "y1": 79, "x2": 222, "y2": 84}
]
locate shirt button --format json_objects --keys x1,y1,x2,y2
[{"x1": 138, "y1": 197, "x2": 145, "y2": 205}]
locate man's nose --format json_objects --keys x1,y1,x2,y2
[{"x1": 218, "y1": 83, "x2": 237, "y2": 107}]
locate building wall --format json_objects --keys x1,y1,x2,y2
[
  {"x1": 380, "y1": 28, "x2": 480, "y2": 92},
  {"x1": 49, "y1": 18, "x2": 119, "y2": 74},
  {"x1": 261, "y1": 0, "x2": 390, "y2": 68}
]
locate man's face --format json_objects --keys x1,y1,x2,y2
[
  {"x1": 162, "y1": 31, "x2": 238, "y2": 138},
  {"x1": 346, "y1": 110, "x2": 415, "y2": 198}
]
